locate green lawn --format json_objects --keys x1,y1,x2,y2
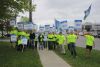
[
  {"x1": 0, "y1": 42, "x2": 43, "y2": 67},
  {"x1": 55, "y1": 46, "x2": 100, "y2": 67}
]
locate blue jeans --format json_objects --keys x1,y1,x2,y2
[{"x1": 68, "y1": 43, "x2": 77, "y2": 57}]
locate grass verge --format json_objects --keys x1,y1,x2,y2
[
  {"x1": 0, "y1": 42, "x2": 43, "y2": 67},
  {"x1": 55, "y1": 46, "x2": 100, "y2": 67}
]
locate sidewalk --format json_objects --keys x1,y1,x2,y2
[{"x1": 38, "y1": 49, "x2": 71, "y2": 67}]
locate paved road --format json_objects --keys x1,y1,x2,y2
[
  {"x1": 38, "y1": 49, "x2": 71, "y2": 67},
  {"x1": 76, "y1": 36, "x2": 100, "y2": 50}
]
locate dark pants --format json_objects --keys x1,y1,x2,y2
[
  {"x1": 68, "y1": 43, "x2": 77, "y2": 57},
  {"x1": 68, "y1": 44, "x2": 70, "y2": 51},
  {"x1": 29, "y1": 39, "x2": 34, "y2": 49},
  {"x1": 43, "y1": 41, "x2": 48, "y2": 48},
  {"x1": 39, "y1": 41, "x2": 44, "y2": 50},
  {"x1": 16, "y1": 45, "x2": 23, "y2": 51},
  {"x1": 35, "y1": 41, "x2": 37, "y2": 49},
  {"x1": 48, "y1": 41, "x2": 53, "y2": 50},
  {"x1": 53, "y1": 41, "x2": 56, "y2": 50}
]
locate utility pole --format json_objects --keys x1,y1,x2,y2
[{"x1": 29, "y1": 0, "x2": 32, "y2": 22}]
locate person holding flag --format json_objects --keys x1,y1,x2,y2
[{"x1": 83, "y1": 32, "x2": 95, "y2": 57}]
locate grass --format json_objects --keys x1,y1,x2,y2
[
  {"x1": 0, "y1": 42, "x2": 43, "y2": 67},
  {"x1": 55, "y1": 46, "x2": 100, "y2": 67}
]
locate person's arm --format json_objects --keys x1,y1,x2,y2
[{"x1": 93, "y1": 37, "x2": 95, "y2": 47}]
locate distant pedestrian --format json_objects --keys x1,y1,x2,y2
[{"x1": 17, "y1": 38, "x2": 23, "y2": 52}]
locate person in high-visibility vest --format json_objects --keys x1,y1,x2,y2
[
  {"x1": 17, "y1": 38, "x2": 23, "y2": 52},
  {"x1": 10, "y1": 27, "x2": 18, "y2": 48},
  {"x1": 66, "y1": 31, "x2": 78, "y2": 58},
  {"x1": 38, "y1": 33, "x2": 44, "y2": 50},
  {"x1": 23, "y1": 32, "x2": 30, "y2": 47},
  {"x1": 10, "y1": 27, "x2": 18, "y2": 35},
  {"x1": 47, "y1": 32, "x2": 54, "y2": 50},
  {"x1": 55, "y1": 33, "x2": 59, "y2": 46},
  {"x1": 84, "y1": 32, "x2": 95, "y2": 57},
  {"x1": 66, "y1": 32, "x2": 70, "y2": 51},
  {"x1": 24, "y1": 32, "x2": 29, "y2": 48},
  {"x1": 17, "y1": 30, "x2": 27, "y2": 52},
  {"x1": 52, "y1": 32, "x2": 57, "y2": 50},
  {"x1": 57, "y1": 32, "x2": 65, "y2": 54}
]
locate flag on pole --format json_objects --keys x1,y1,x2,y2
[{"x1": 84, "y1": 4, "x2": 92, "y2": 20}]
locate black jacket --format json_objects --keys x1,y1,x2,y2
[{"x1": 29, "y1": 33, "x2": 35, "y2": 39}]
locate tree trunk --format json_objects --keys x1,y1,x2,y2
[{"x1": 29, "y1": 0, "x2": 32, "y2": 22}]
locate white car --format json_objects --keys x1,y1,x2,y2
[{"x1": 79, "y1": 32, "x2": 83, "y2": 36}]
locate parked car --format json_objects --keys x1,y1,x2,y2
[{"x1": 79, "y1": 32, "x2": 83, "y2": 36}]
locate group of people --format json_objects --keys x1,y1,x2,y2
[
  {"x1": 10, "y1": 28, "x2": 37, "y2": 52},
  {"x1": 10, "y1": 27, "x2": 95, "y2": 58}
]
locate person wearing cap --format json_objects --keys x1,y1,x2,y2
[
  {"x1": 84, "y1": 32, "x2": 95, "y2": 57},
  {"x1": 66, "y1": 31, "x2": 78, "y2": 58}
]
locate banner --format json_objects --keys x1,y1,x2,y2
[
  {"x1": 74, "y1": 20, "x2": 82, "y2": 31},
  {"x1": 39, "y1": 26, "x2": 44, "y2": 33},
  {"x1": 60, "y1": 20, "x2": 68, "y2": 30},
  {"x1": 10, "y1": 19, "x2": 16, "y2": 26},
  {"x1": 45, "y1": 25, "x2": 50, "y2": 32},
  {"x1": 24, "y1": 23, "x2": 34, "y2": 30},
  {"x1": 17, "y1": 23, "x2": 24, "y2": 30},
  {"x1": 21, "y1": 37, "x2": 28, "y2": 45},
  {"x1": 11, "y1": 35, "x2": 17, "y2": 42}
]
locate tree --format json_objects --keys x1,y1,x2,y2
[
  {"x1": 0, "y1": 0, "x2": 36, "y2": 36},
  {"x1": 20, "y1": 16, "x2": 29, "y2": 22},
  {"x1": 0, "y1": 0, "x2": 36, "y2": 21}
]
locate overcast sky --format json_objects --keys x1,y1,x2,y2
[{"x1": 17, "y1": 0, "x2": 100, "y2": 26}]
